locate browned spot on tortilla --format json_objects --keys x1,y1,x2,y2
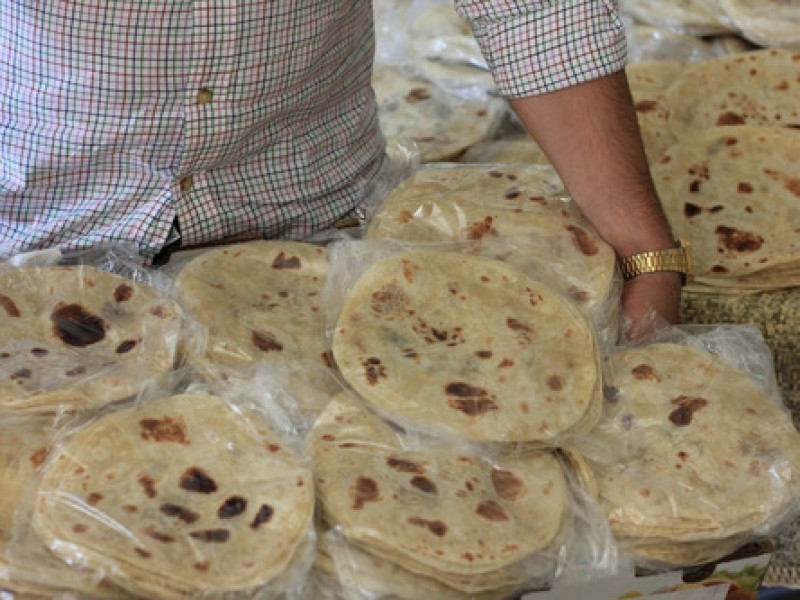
[
  {"x1": 738, "y1": 182, "x2": 754, "y2": 193},
  {"x1": 568, "y1": 287, "x2": 590, "y2": 302},
  {"x1": 547, "y1": 375, "x2": 564, "y2": 391},
  {"x1": 115, "y1": 339, "x2": 137, "y2": 354},
  {"x1": 146, "y1": 528, "x2": 175, "y2": 543},
  {"x1": 386, "y1": 457, "x2": 424, "y2": 473},
  {"x1": 566, "y1": 225, "x2": 598, "y2": 256},
  {"x1": 689, "y1": 180, "x2": 701, "y2": 193},
  {"x1": 362, "y1": 356, "x2": 387, "y2": 385},
  {"x1": 669, "y1": 395, "x2": 709, "y2": 427},
  {"x1": 251, "y1": 504, "x2": 274, "y2": 529},
  {"x1": 29, "y1": 447, "x2": 49, "y2": 469},
  {"x1": 218, "y1": 496, "x2": 247, "y2": 519},
  {"x1": 603, "y1": 385, "x2": 620, "y2": 404},
  {"x1": 353, "y1": 476, "x2": 381, "y2": 510},
  {"x1": 72, "y1": 524, "x2": 88, "y2": 533},
  {"x1": 271, "y1": 252, "x2": 301, "y2": 269},
  {"x1": 716, "y1": 111, "x2": 746, "y2": 126},
  {"x1": 634, "y1": 100, "x2": 658, "y2": 113},
  {"x1": 12, "y1": 368, "x2": 31, "y2": 380},
  {"x1": 632, "y1": 364, "x2": 660, "y2": 381},
  {"x1": 180, "y1": 467, "x2": 218, "y2": 494},
  {"x1": 135, "y1": 547, "x2": 152, "y2": 558},
  {"x1": 150, "y1": 305, "x2": 170, "y2": 318},
  {"x1": 774, "y1": 80, "x2": 789, "y2": 91},
  {"x1": 715, "y1": 225, "x2": 764, "y2": 253},
  {"x1": 140, "y1": 416, "x2": 189, "y2": 445},
  {"x1": 252, "y1": 330, "x2": 283, "y2": 353},
  {"x1": 30, "y1": 347, "x2": 48, "y2": 357},
  {"x1": 489, "y1": 170, "x2": 503, "y2": 178},
  {"x1": 138, "y1": 475, "x2": 158, "y2": 499},
  {"x1": 114, "y1": 283, "x2": 134, "y2": 302},
  {"x1": 711, "y1": 265, "x2": 729, "y2": 273},
  {"x1": 491, "y1": 469, "x2": 526, "y2": 501},
  {"x1": 87, "y1": 492, "x2": 103, "y2": 506},
  {"x1": 639, "y1": 488, "x2": 651, "y2": 498},
  {"x1": 464, "y1": 216, "x2": 496, "y2": 240},
  {"x1": 405, "y1": 87, "x2": 431, "y2": 103},
  {"x1": 410, "y1": 476, "x2": 437, "y2": 494},
  {"x1": 189, "y1": 529, "x2": 230, "y2": 543},
  {"x1": 786, "y1": 178, "x2": 800, "y2": 197},
  {"x1": 445, "y1": 382, "x2": 498, "y2": 416},
  {"x1": 408, "y1": 517, "x2": 448, "y2": 537},
  {"x1": 370, "y1": 284, "x2": 409, "y2": 317},
  {"x1": 0, "y1": 294, "x2": 21, "y2": 317},
  {"x1": 51, "y1": 303, "x2": 106, "y2": 347},
  {"x1": 476, "y1": 500, "x2": 509, "y2": 521},
  {"x1": 495, "y1": 357, "x2": 513, "y2": 369},
  {"x1": 506, "y1": 317, "x2": 530, "y2": 332},
  {"x1": 123, "y1": 505, "x2": 139, "y2": 513},
  {"x1": 396, "y1": 209, "x2": 414, "y2": 224},
  {"x1": 194, "y1": 561, "x2": 210, "y2": 572},
  {"x1": 160, "y1": 503, "x2": 200, "y2": 524},
  {"x1": 65, "y1": 366, "x2": 87, "y2": 377},
  {"x1": 684, "y1": 202, "x2": 702, "y2": 218},
  {"x1": 475, "y1": 350, "x2": 492, "y2": 359},
  {"x1": 677, "y1": 451, "x2": 689, "y2": 462}
]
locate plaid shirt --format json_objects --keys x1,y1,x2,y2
[{"x1": 0, "y1": 0, "x2": 625, "y2": 260}]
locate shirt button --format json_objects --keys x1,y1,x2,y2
[
  {"x1": 196, "y1": 87, "x2": 214, "y2": 105},
  {"x1": 179, "y1": 176, "x2": 194, "y2": 192}
]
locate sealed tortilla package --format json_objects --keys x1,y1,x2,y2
[
  {"x1": 29, "y1": 367, "x2": 318, "y2": 599},
  {"x1": 0, "y1": 246, "x2": 185, "y2": 417},
  {"x1": 326, "y1": 241, "x2": 604, "y2": 445},
  {"x1": 363, "y1": 164, "x2": 622, "y2": 347},
  {"x1": 579, "y1": 325, "x2": 800, "y2": 567},
  {"x1": 0, "y1": 418, "x2": 131, "y2": 598},
  {"x1": 308, "y1": 392, "x2": 615, "y2": 597},
  {"x1": 174, "y1": 240, "x2": 333, "y2": 370}
]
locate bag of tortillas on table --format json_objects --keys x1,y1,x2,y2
[
  {"x1": 306, "y1": 390, "x2": 616, "y2": 598},
  {"x1": 361, "y1": 163, "x2": 623, "y2": 349},
  {"x1": 0, "y1": 417, "x2": 134, "y2": 598},
  {"x1": 572, "y1": 324, "x2": 800, "y2": 569},
  {"x1": 324, "y1": 239, "x2": 606, "y2": 447},
  {"x1": 0, "y1": 244, "x2": 186, "y2": 419},
  {"x1": 24, "y1": 362, "x2": 323, "y2": 599}
]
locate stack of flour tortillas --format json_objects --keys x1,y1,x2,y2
[
  {"x1": 0, "y1": 265, "x2": 183, "y2": 415},
  {"x1": 31, "y1": 391, "x2": 315, "y2": 599},
  {"x1": 365, "y1": 164, "x2": 620, "y2": 334},
  {"x1": 330, "y1": 248, "x2": 603, "y2": 444},
  {"x1": 586, "y1": 342, "x2": 800, "y2": 566},
  {"x1": 310, "y1": 393, "x2": 573, "y2": 594},
  {"x1": 175, "y1": 241, "x2": 331, "y2": 368}
]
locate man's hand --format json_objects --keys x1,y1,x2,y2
[{"x1": 622, "y1": 271, "x2": 682, "y2": 340}]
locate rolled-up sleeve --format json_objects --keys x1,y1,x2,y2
[{"x1": 455, "y1": 0, "x2": 627, "y2": 98}]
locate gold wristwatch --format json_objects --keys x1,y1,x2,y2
[{"x1": 618, "y1": 239, "x2": 693, "y2": 285}]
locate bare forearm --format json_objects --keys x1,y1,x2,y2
[{"x1": 509, "y1": 70, "x2": 675, "y2": 257}]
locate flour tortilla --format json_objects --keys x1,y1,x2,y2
[
  {"x1": 310, "y1": 394, "x2": 567, "y2": 592},
  {"x1": 32, "y1": 392, "x2": 315, "y2": 599},
  {"x1": 651, "y1": 125, "x2": 800, "y2": 288},
  {"x1": 372, "y1": 66, "x2": 506, "y2": 162},
  {"x1": 626, "y1": 61, "x2": 684, "y2": 165},
  {"x1": 620, "y1": 0, "x2": 732, "y2": 36},
  {"x1": 589, "y1": 343, "x2": 800, "y2": 552},
  {"x1": 0, "y1": 266, "x2": 182, "y2": 415},
  {"x1": 719, "y1": 0, "x2": 800, "y2": 50},
  {"x1": 331, "y1": 249, "x2": 602, "y2": 443},
  {"x1": 665, "y1": 49, "x2": 800, "y2": 139},
  {"x1": 365, "y1": 165, "x2": 618, "y2": 331},
  {"x1": 175, "y1": 241, "x2": 330, "y2": 369},
  {"x1": 460, "y1": 134, "x2": 552, "y2": 167},
  {"x1": 314, "y1": 525, "x2": 514, "y2": 600},
  {"x1": 0, "y1": 423, "x2": 128, "y2": 598}
]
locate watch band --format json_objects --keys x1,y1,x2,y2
[{"x1": 618, "y1": 240, "x2": 693, "y2": 285}]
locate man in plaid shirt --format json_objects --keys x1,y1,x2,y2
[{"x1": 0, "y1": 0, "x2": 680, "y2": 330}]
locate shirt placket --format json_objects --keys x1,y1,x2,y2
[{"x1": 175, "y1": 0, "x2": 238, "y2": 246}]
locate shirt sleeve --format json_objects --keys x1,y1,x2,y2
[{"x1": 454, "y1": 0, "x2": 627, "y2": 98}]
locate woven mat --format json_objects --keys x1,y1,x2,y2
[{"x1": 681, "y1": 288, "x2": 800, "y2": 588}]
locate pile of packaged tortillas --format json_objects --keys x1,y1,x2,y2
[{"x1": 3, "y1": 2, "x2": 800, "y2": 598}]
